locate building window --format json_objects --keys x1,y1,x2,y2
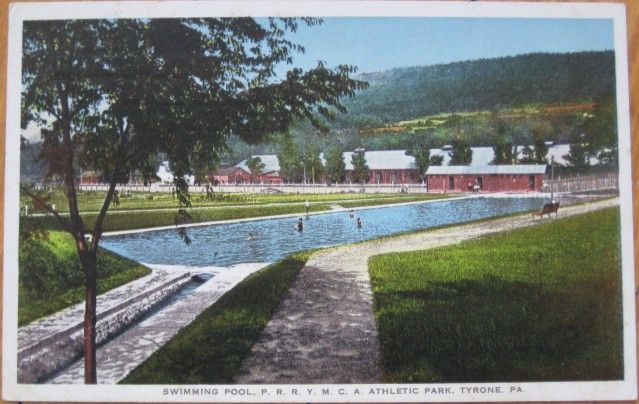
[{"x1": 448, "y1": 175, "x2": 455, "y2": 190}]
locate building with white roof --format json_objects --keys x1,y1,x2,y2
[
  {"x1": 221, "y1": 144, "x2": 585, "y2": 189},
  {"x1": 232, "y1": 155, "x2": 283, "y2": 184}
]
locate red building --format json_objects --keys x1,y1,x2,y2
[
  {"x1": 231, "y1": 155, "x2": 284, "y2": 185},
  {"x1": 209, "y1": 167, "x2": 246, "y2": 185},
  {"x1": 426, "y1": 165, "x2": 547, "y2": 193}
]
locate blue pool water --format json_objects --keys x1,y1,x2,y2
[{"x1": 101, "y1": 196, "x2": 547, "y2": 267}]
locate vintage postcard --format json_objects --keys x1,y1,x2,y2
[{"x1": 2, "y1": 0, "x2": 636, "y2": 402}]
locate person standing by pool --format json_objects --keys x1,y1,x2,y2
[
  {"x1": 305, "y1": 200, "x2": 310, "y2": 214},
  {"x1": 297, "y1": 218, "x2": 304, "y2": 232}
]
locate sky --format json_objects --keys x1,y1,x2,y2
[{"x1": 273, "y1": 17, "x2": 614, "y2": 76}]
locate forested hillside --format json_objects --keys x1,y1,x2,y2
[
  {"x1": 334, "y1": 51, "x2": 615, "y2": 127},
  {"x1": 21, "y1": 51, "x2": 617, "y2": 178}
]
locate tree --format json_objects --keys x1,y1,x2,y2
[
  {"x1": 325, "y1": 145, "x2": 346, "y2": 184},
  {"x1": 489, "y1": 113, "x2": 518, "y2": 164},
  {"x1": 246, "y1": 156, "x2": 266, "y2": 184},
  {"x1": 21, "y1": 18, "x2": 366, "y2": 383},
  {"x1": 584, "y1": 94, "x2": 618, "y2": 167},
  {"x1": 448, "y1": 133, "x2": 473, "y2": 165},
  {"x1": 521, "y1": 121, "x2": 550, "y2": 164},
  {"x1": 563, "y1": 131, "x2": 590, "y2": 171},
  {"x1": 446, "y1": 114, "x2": 473, "y2": 165},
  {"x1": 301, "y1": 142, "x2": 324, "y2": 184},
  {"x1": 351, "y1": 149, "x2": 370, "y2": 183},
  {"x1": 563, "y1": 94, "x2": 617, "y2": 170},
  {"x1": 277, "y1": 135, "x2": 302, "y2": 182},
  {"x1": 429, "y1": 154, "x2": 444, "y2": 166},
  {"x1": 405, "y1": 142, "x2": 431, "y2": 180}
]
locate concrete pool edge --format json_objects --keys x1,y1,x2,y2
[{"x1": 101, "y1": 193, "x2": 551, "y2": 237}]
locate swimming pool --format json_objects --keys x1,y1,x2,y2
[{"x1": 101, "y1": 196, "x2": 547, "y2": 267}]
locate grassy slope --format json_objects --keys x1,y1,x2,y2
[
  {"x1": 368, "y1": 207, "x2": 623, "y2": 382},
  {"x1": 23, "y1": 191, "x2": 432, "y2": 213},
  {"x1": 120, "y1": 251, "x2": 313, "y2": 384},
  {"x1": 19, "y1": 231, "x2": 151, "y2": 325}
]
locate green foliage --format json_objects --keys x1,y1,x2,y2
[
  {"x1": 277, "y1": 135, "x2": 303, "y2": 182},
  {"x1": 351, "y1": 149, "x2": 370, "y2": 183},
  {"x1": 429, "y1": 154, "x2": 444, "y2": 166},
  {"x1": 563, "y1": 132, "x2": 591, "y2": 171},
  {"x1": 338, "y1": 51, "x2": 615, "y2": 125},
  {"x1": 18, "y1": 232, "x2": 150, "y2": 325},
  {"x1": 488, "y1": 113, "x2": 517, "y2": 164},
  {"x1": 325, "y1": 145, "x2": 346, "y2": 183},
  {"x1": 121, "y1": 251, "x2": 313, "y2": 384},
  {"x1": 405, "y1": 142, "x2": 431, "y2": 179},
  {"x1": 245, "y1": 156, "x2": 265, "y2": 184},
  {"x1": 564, "y1": 94, "x2": 618, "y2": 171},
  {"x1": 369, "y1": 208, "x2": 622, "y2": 382},
  {"x1": 448, "y1": 134, "x2": 473, "y2": 165},
  {"x1": 22, "y1": 204, "x2": 331, "y2": 233},
  {"x1": 301, "y1": 142, "x2": 324, "y2": 184}
]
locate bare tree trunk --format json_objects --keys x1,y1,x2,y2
[{"x1": 80, "y1": 251, "x2": 98, "y2": 384}]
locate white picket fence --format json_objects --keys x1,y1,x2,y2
[
  {"x1": 78, "y1": 182, "x2": 429, "y2": 194},
  {"x1": 542, "y1": 173, "x2": 618, "y2": 194}
]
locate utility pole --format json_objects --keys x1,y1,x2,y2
[{"x1": 550, "y1": 155, "x2": 555, "y2": 202}]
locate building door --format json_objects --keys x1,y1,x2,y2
[
  {"x1": 476, "y1": 176, "x2": 483, "y2": 190},
  {"x1": 448, "y1": 176, "x2": 455, "y2": 190},
  {"x1": 529, "y1": 175, "x2": 535, "y2": 190}
]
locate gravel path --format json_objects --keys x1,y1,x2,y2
[{"x1": 235, "y1": 198, "x2": 619, "y2": 384}]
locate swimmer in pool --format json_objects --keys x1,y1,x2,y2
[
  {"x1": 297, "y1": 218, "x2": 304, "y2": 232},
  {"x1": 357, "y1": 217, "x2": 363, "y2": 228}
]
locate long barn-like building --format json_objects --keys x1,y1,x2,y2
[
  {"x1": 209, "y1": 146, "x2": 572, "y2": 192},
  {"x1": 425, "y1": 165, "x2": 547, "y2": 193}
]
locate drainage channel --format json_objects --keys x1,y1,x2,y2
[
  {"x1": 102, "y1": 275, "x2": 209, "y2": 340},
  {"x1": 45, "y1": 273, "x2": 212, "y2": 383}
]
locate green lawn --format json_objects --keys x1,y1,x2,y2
[
  {"x1": 22, "y1": 189, "x2": 438, "y2": 213},
  {"x1": 120, "y1": 251, "x2": 312, "y2": 384},
  {"x1": 21, "y1": 204, "x2": 331, "y2": 233},
  {"x1": 19, "y1": 231, "x2": 151, "y2": 326},
  {"x1": 22, "y1": 193, "x2": 450, "y2": 233},
  {"x1": 368, "y1": 207, "x2": 623, "y2": 382}
]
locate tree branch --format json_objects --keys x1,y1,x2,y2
[
  {"x1": 20, "y1": 185, "x2": 74, "y2": 234},
  {"x1": 90, "y1": 176, "x2": 118, "y2": 253}
]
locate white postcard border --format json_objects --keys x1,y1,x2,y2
[{"x1": 3, "y1": 1, "x2": 636, "y2": 402}]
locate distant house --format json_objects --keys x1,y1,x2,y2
[
  {"x1": 233, "y1": 155, "x2": 283, "y2": 184},
  {"x1": 425, "y1": 165, "x2": 547, "y2": 193},
  {"x1": 208, "y1": 167, "x2": 245, "y2": 185}
]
